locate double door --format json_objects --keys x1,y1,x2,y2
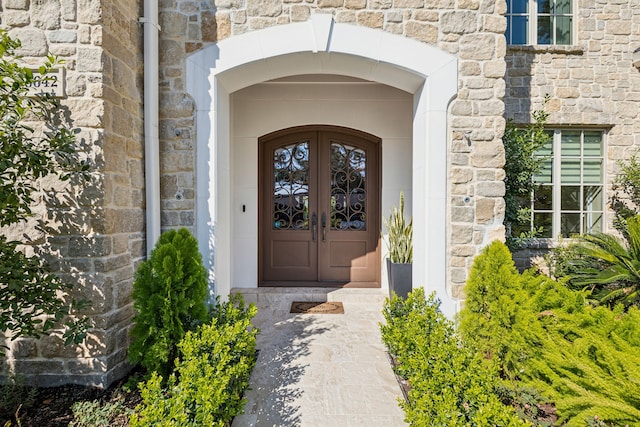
[{"x1": 259, "y1": 127, "x2": 380, "y2": 286}]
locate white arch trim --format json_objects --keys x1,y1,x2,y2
[{"x1": 185, "y1": 15, "x2": 459, "y2": 317}]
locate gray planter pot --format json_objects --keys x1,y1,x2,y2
[{"x1": 386, "y1": 258, "x2": 412, "y2": 299}]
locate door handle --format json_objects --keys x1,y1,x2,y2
[
  {"x1": 321, "y1": 212, "x2": 326, "y2": 241},
  {"x1": 311, "y1": 212, "x2": 317, "y2": 242}
]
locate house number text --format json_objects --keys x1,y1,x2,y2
[{"x1": 26, "y1": 68, "x2": 66, "y2": 98}]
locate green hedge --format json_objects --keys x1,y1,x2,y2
[
  {"x1": 381, "y1": 289, "x2": 528, "y2": 426},
  {"x1": 130, "y1": 295, "x2": 258, "y2": 427},
  {"x1": 459, "y1": 241, "x2": 640, "y2": 426}
]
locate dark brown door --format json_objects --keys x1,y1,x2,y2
[{"x1": 260, "y1": 127, "x2": 380, "y2": 287}]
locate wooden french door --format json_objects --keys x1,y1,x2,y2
[{"x1": 259, "y1": 126, "x2": 381, "y2": 287}]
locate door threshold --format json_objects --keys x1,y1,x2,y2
[{"x1": 259, "y1": 281, "x2": 380, "y2": 288}]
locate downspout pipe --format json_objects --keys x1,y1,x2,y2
[{"x1": 141, "y1": 0, "x2": 161, "y2": 256}]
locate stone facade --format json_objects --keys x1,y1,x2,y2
[
  {"x1": 1, "y1": 0, "x2": 144, "y2": 387},
  {"x1": 2, "y1": 0, "x2": 637, "y2": 388},
  {"x1": 157, "y1": 0, "x2": 507, "y2": 300},
  {"x1": 506, "y1": 0, "x2": 640, "y2": 269}
]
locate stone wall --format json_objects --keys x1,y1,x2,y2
[
  {"x1": 0, "y1": 0, "x2": 144, "y2": 387},
  {"x1": 158, "y1": 0, "x2": 508, "y2": 297},
  {"x1": 505, "y1": 0, "x2": 640, "y2": 268}
]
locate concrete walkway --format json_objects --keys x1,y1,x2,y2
[{"x1": 231, "y1": 287, "x2": 407, "y2": 427}]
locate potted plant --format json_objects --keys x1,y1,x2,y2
[{"x1": 384, "y1": 192, "x2": 413, "y2": 298}]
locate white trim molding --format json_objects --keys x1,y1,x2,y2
[{"x1": 185, "y1": 15, "x2": 459, "y2": 317}]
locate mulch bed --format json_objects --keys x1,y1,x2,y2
[{"x1": 1, "y1": 375, "x2": 141, "y2": 427}]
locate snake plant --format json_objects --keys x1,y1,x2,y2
[{"x1": 384, "y1": 192, "x2": 413, "y2": 264}]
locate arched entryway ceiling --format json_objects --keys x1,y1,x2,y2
[{"x1": 185, "y1": 14, "x2": 460, "y2": 317}]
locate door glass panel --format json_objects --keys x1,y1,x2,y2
[
  {"x1": 330, "y1": 142, "x2": 367, "y2": 230},
  {"x1": 273, "y1": 141, "x2": 310, "y2": 230}
]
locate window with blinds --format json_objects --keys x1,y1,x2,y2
[{"x1": 531, "y1": 130, "x2": 605, "y2": 238}]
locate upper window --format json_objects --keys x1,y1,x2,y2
[
  {"x1": 524, "y1": 130, "x2": 605, "y2": 238},
  {"x1": 506, "y1": 0, "x2": 573, "y2": 45}
]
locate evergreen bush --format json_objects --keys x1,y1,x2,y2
[
  {"x1": 130, "y1": 295, "x2": 258, "y2": 427},
  {"x1": 459, "y1": 240, "x2": 640, "y2": 426},
  {"x1": 129, "y1": 228, "x2": 209, "y2": 379},
  {"x1": 381, "y1": 289, "x2": 528, "y2": 426}
]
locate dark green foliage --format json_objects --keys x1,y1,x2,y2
[
  {"x1": 381, "y1": 289, "x2": 527, "y2": 426},
  {"x1": 129, "y1": 228, "x2": 209, "y2": 379},
  {"x1": 566, "y1": 215, "x2": 640, "y2": 308},
  {"x1": 503, "y1": 100, "x2": 551, "y2": 250},
  {"x1": 0, "y1": 30, "x2": 90, "y2": 351},
  {"x1": 611, "y1": 153, "x2": 640, "y2": 231},
  {"x1": 0, "y1": 374, "x2": 38, "y2": 425},
  {"x1": 130, "y1": 295, "x2": 258, "y2": 427},
  {"x1": 0, "y1": 237, "x2": 89, "y2": 348},
  {"x1": 459, "y1": 240, "x2": 640, "y2": 426}
]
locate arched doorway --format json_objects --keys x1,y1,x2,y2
[
  {"x1": 259, "y1": 126, "x2": 381, "y2": 287},
  {"x1": 185, "y1": 14, "x2": 460, "y2": 317}
]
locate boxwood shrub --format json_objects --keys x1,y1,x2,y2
[
  {"x1": 130, "y1": 295, "x2": 258, "y2": 427},
  {"x1": 381, "y1": 289, "x2": 528, "y2": 426}
]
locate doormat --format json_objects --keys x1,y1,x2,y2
[{"x1": 290, "y1": 301, "x2": 344, "y2": 314}]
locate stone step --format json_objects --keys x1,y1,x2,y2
[{"x1": 231, "y1": 287, "x2": 389, "y2": 308}]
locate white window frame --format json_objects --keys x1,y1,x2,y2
[
  {"x1": 531, "y1": 129, "x2": 607, "y2": 239},
  {"x1": 506, "y1": 0, "x2": 576, "y2": 46}
]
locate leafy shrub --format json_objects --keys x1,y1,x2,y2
[
  {"x1": 566, "y1": 215, "x2": 640, "y2": 309},
  {"x1": 69, "y1": 394, "x2": 133, "y2": 427},
  {"x1": 381, "y1": 289, "x2": 527, "y2": 426},
  {"x1": 503, "y1": 99, "x2": 551, "y2": 250},
  {"x1": 130, "y1": 295, "x2": 258, "y2": 427},
  {"x1": 0, "y1": 30, "x2": 91, "y2": 352},
  {"x1": 129, "y1": 228, "x2": 209, "y2": 379},
  {"x1": 611, "y1": 153, "x2": 640, "y2": 230},
  {"x1": 460, "y1": 240, "x2": 640, "y2": 426},
  {"x1": 458, "y1": 241, "x2": 543, "y2": 378}
]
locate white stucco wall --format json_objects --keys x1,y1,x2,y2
[{"x1": 230, "y1": 78, "x2": 413, "y2": 289}]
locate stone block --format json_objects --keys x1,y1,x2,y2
[
  {"x1": 475, "y1": 197, "x2": 495, "y2": 223},
  {"x1": 32, "y1": 0, "x2": 61, "y2": 30},
  {"x1": 452, "y1": 224, "x2": 474, "y2": 244},
  {"x1": 62, "y1": 98, "x2": 104, "y2": 127},
  {"x1": 451, "y1": 206, "x2": 474, "y2": 222},
  {"x1": 4, "y1": 0, "x2": 29, "y2": 10},
  {"x1": 291, "y1": 5, "x2": 311, "y2": 21},
  {"x1": 160, "y1": 11, "x2": 188, "y2": 37},
  {"x1": 441, "y1": 11, "x2": 477, "y2": 34},
  {"x1": 345, "y1": 0, "x2": 366, "y2": 9},
  {"x1": 404, "y1": 21, "x2": 437, "y2": 44},
  {"x1": 78, "y1": 0, "x2": 101, "y2": 24},
  {"x1": 475, "y1": 181, "x2": 505, "y2": 197},
  {"x1": 393, "y1": 0, "x2": 422, "y2": 7},
  {"x1": 216, "y1": 12, "x2": 232, "y2": 40},
  {"x1": 94, "y1": 253, "x2": 133, "y2": 273},
  {"x1": 60, "y1": 0, "x2": 77, "y2": 21},
  {"x1": 77, "y1": 47, "x2": 104, "y2": 72},
  {"x1": 49, "y1": 29, "x2": 77, "y2": 43},
  {"x1": 69, "y1": 235, "x2": 112, "y2": 257},
  {"x1": 357, "y1": 11, "x2": 384, "y2": 28},
  {"x1": 13, "y1": 359, "x2": 65, "y2": 376},
  {"x1": 10, "y1": 339, "x2": 37, "y2": 358},
  {"x1": 459, "y1": 34, "x2": 496, "y2": 60},
  {"x1": 159, "y1": 39, "x2": 184, "y2": 66},
  {"x1": 483, "y1": 14, "x2": 506, "y2": 33},
  {"x1": 159, "y1": 92, "x2": 195, "y2": 118},
  {"x1": 450, "y1": 167, "x2": 473, "y2": 183},
  {"x1": 4, "y1": 10, "x2": 31, "y2": 27},
  {"x1": 369, "y1": 0, "x2": 392, "y2": 8},
  {"x1": 247, "y1": 0, "x2": 283, "y2": 16},
  {"x1": 9, "y1": 28, "x2": 48, "y2": 56}
]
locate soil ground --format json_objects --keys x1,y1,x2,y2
[{"x1": 0, "y1": 375, "x2": 141, "y2": 427}]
